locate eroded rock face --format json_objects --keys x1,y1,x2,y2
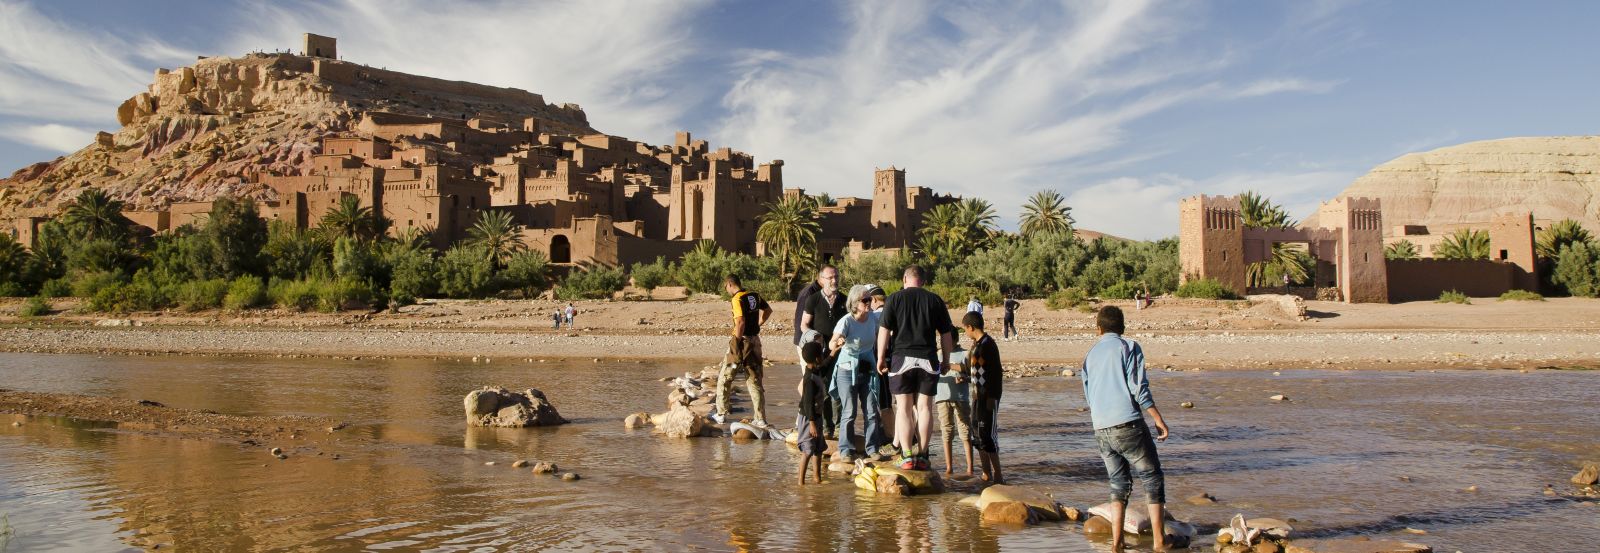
[
  {"x1": 463, "y1": 387, "x2": 567, "y2": 428},
  {"x1": 1305, "y1": 137, "x2": 1600, "y2": 233}
]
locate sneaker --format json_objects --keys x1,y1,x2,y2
[
  {"x1": 898, "y1": 457, "x2": 919, "y2": 470},
  {"x1": 710, "y1": 412, "x2": 726, "y2": 424},
  {"x1": 914, "y1": 456, "x2": 931, "y2": 471}
]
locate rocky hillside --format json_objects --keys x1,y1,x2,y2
[
  {"x1": 0, "y1": 52, "x2": 594, "y2": 219},
  {"x1": 1305, "y1": 136, "x2": 1600, "y2": 232}
]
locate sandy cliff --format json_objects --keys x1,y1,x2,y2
[
  {"x1": 1305, "y1": 136, "x2": 1600, "y2": 232},
  {"x1": 0, "y1": 52, "x2": 593, "y2": 219}
]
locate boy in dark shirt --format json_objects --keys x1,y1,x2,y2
[
  {"x1": 797, "y1": 342, "x2": 828, "y2": 485},
  {"x1": 964, "y1": 311, "x2": 1004, "y2": 484}
]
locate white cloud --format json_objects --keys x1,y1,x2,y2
[
  {"x1": 1067, "y1": 170, "x2": 1360, "y2": 239},
  {"x1": 709, "y1": 0, "x2": 1342, "y2": 236},
  {"x1": 224, "y1": 0, "x2": 716, "y2": 142},
  {"x1": 0, "y1": 1, "x2": 193, "y2": 124},
  {"x1": 0, "y1": 123, "x2": 97, "y2": 153}
]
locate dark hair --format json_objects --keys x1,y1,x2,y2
[
  {"x1": 1097, "y1": 305, "x2": 1125, "y2": 334},
  {"x1": 962, "y1": 310, "x2": 984, "y2": 330},
  {"x1": 903, "y1": 265, "x2": 925, "y2": 282},
  {"x1": 724, "y1": 274, "x2": 742, "y2": 287},
  {"x1": 800, "y1": 341, "x2": 824, "y2": 368},
  {"x1": 817, "y1": 264, "x2": 838, "y2": 276},
  {"x1": 869, "y1": 286, "x2": 886, "y2": 298}
]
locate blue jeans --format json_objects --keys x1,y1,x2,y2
[
  {"x1": 834, "y1": 364, "x2": 886, "y2": 456},
  {"x1": 1095, "y1": 419, "x2": 1165, "y2": 504}
]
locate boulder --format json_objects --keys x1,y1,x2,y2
[
  {"x1": 875, "y1": 473, "x2": 912, "y2": 496},
  {"x1": 1573, "y1": 462, "x2": 1599, "y2": 486},
  {"x1": 1083, "y1": 515, "x2": 1114, "y2": 534},
  {"x1": 873, "y1": 466, "x2": 945, "y2": 495},
  {"x1": 827, "y1": 461, "x2": 855, "y2": 474},
  {"x1": 1252, "y1": 541, "x2": 1283, "y2": 553},
  {"x1": 463, "y1": 387, "x2": 567, "y2": 428},
  {"x1": 530, "y1": 462, "x2": 557, "y2": 474},
  {"x1": 658, "y1": 404, "x2": 707, "y2": 438},
  {"x1": 981, "y1": 501, "x2": 1036, "y2": 525},
  {"x1": 623, "y1": 412, "x2": 651, "y2": 429},
  {"x1": 977, "y1": 485, "x2": 1066, "y2": 521}
]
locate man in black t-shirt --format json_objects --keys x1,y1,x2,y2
[
  {"x1": 799, "y1": 265, "x2": 846, "y2": 437},
  {"x1": 876, "y1": 265, "x2": 956, "y2": 471},
  {"x1": 1002, "y1": 293, "x2": 1020, "y2": 340},
  {"x1": 715, "y1": 275, "x2": 772, "y2": 426}
]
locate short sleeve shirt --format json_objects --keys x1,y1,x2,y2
[
  {"x1": 879, "y1": 287, "x2": 955, "y2": 360},
  {"x1": 731, "y1": 290, "x2": 770, "y2": 337},
  {"x1": 805, "y1": 290, "x2": 848, "y2": 340},
  {"x1": 792, "y1": 282, "x2": 820, "y2": 345},
  {"x1": 1004, "y1": 299, "x2": 1020, "y2": 317}
]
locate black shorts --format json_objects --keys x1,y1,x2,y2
[
  {"x1": 888, "y1": 360, "x2": 938, "y2": 396},
  {"x1": 970, "y1": 398, "x2": 999, "y2": 453}
]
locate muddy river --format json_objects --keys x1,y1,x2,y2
[{"x1": 1, "y1": 353, "x2": 1596, "y2": 552}]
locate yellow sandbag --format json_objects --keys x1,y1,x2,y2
[{"x1": 853, "y1": 464, "x2": 880, "y2": 491}]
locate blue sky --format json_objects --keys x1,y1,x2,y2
[{"x1": 2, "y1": 0, "x2": 1597, "y2": 239}]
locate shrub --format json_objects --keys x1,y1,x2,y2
[
  {"x1": 557, "y1": 265, "x2": 626, "y2": 300},
  {"x1": 436, "y1": 244, "x2": 494, "y2": 298},
  {"x1": 499, "y1": 250, "x2": 551, "y2": 298},
  {"x1": 318, "y1": 278, "x2": 373, "y2": 312},
  {"x1": 263, "y1": 221, "x2": 330, "y2": 280},
  {"x1": 196, "y1": 197, "x2": 268, "y2": 279},
  {"x1": 19, "y1": 296, "x2": 51, "y2": 317},
  {"x1": 1046, "y1": 287, "x2": 1089, "y2": 311},
  {"x1": 1436, "y1": 290, "x2": 1471, "y2": 304},
  {"x1": 1098, "y1": 281, "x2": 1140, "y2": 300},
  {"x1": 1497, "y1": 289, "x2": 1544, "y2": 302},
  {"x1": 175, "y1": 279, "x2": 229, "y2": 311},
  {"x1": 333, "y1": 236, "x2": 384, "y2": 284},
  {"x1": 88, "y1": 280, "x2": 168, "y2": 313},
  {"x1": 71, "y1": 270, "x2": 124, "y2": 298},
  {"x1": 925, "y1": 283, "x2": 1000, "y2": 309},
  {"x1": 38, "y1": 277, "x2": 72, "y2": 298},
  {"x1": 269, "y1": 278, "x2": 320, "y2": 312},
  {"x1": 223, "y1": 276, "x2": 266, "y2": 310},
  {"x1": 386, "y1": 247, "x2": 437, "y2": 306},
  {"x1": 1174, "y1": 278, "x2": 1240, "y2": 300},
  {"x1": 1551, "y1": 242, "x2": 1600, "y2": 297},
  {"x1": 629, "y1": 257, "x2": 674, "y2": 292}
]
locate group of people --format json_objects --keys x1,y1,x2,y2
[
  {"x1": 712, "y1": 264, "x2": 1177, "y2": 552},
  {"x1": 550, "y1": 303, "x2": 578, "y2": 330}
]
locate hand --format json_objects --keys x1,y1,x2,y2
[
  {"x1": 1151, "y1": 416, "x2": 1169, "y2": 442},
  {"x1": 877, "y1": 360, "x2": 889, "y2": 375}
]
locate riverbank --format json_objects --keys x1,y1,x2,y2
[{"x1": 2, "y1": 295, "x2": 1599, "y2": 370}]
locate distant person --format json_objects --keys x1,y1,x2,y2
[
  {"x1": 800, "y1": 265, "x2": 846, "y2": 438},
  {"x1": 966, "y1": 296, "x2": 983, "y2": 315},
  {"x1": 714, "y1": 275, "x2": 772, "y2": 426},
  {"x1": 796, "y1": 342, "x2": 828, "y2": 485},
  {"x1": 1082, "y1": 306, "x2": 1171, "y2": 552},
  {"x1": 964, "y1": 311, "x2": 1004, "y2": 483},
  {"x1": 552, "y1": 308, "x2": 563, "y2": 329},
  {"x1": 935, "y1": 336, "x2": 973, "y2": 476},
  {"x1": 1002, "y1": 293, "x2": 1021, "y2": 341},
  {"x1": 877, "y1": 265, "x2": 956, "y2": 471},
  {"x1": 828, "y1": 284, "x2": 888, "y2": 461},
  {"x1": 564, "y1": 303, "x2": 577, "y2": 328}
]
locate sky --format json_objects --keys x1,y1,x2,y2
[{"x1": 2, "y1": 0, "x2": 1598, "y2": 239}]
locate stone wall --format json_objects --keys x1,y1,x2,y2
[{"x1": 1386, "y1": 259, "x2": 1520, "y2": 302}]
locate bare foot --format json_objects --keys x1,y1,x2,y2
[{"x1": 943, "y1": 467, "x2": 953, "y2": 475}]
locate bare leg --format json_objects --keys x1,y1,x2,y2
[
  {"x1": 942, "y1": 438, "x2": 954, "y2": 474},
  {"x1": 799, "y1": 453, "x2": 811, "y2": 485},
  {"x1": 1147, "y1": 502, "x2": 1168, "y2": 551},
  {"x1": 1108, "y1": 500, "x2": 1126, "y2": 552},
  {"x1": 964, "y1": 443, "x2": 975, "y2": 476},
  {"x1": 987, "y1": 451, "x2": 1003, "y2": 484},
  {"x1": 893, "y1": 394, "x2": 914, "y2": 456},
  {"x1": 913, "y1": 394, "x2": 935, "y2": 459}
]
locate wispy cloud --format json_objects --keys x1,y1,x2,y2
[
  {"x1": 1067, "y1": 170, "x2": 1359, "y2": 239},
  {"x1": 0, "y1": 123, "x2": 97, "y2": 153},
  {"x1": 224, "y1": 0, "x2": 716, "y2": 142},
  {"x1": 711, "y1": 0, "x2": 1340, "y2": 234}
]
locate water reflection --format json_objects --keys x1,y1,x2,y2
[{"x1": 1, "y1": 354, "x2": 1598, "y2": 551}]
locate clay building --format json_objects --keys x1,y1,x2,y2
[{"x1": 1179, "y1": 194, "x2": 1539, "y2": 303}]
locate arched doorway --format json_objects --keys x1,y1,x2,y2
[{"x1": 550, "y1": 235, "x2": 571, "y2": 263}]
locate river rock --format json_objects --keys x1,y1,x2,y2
[
  {"x1": 511, "y1": 460, "x2": 529, "y2": 468},
  {"x1": 1186, "y1": 492, "x2": 1217, "y2": 505},
  {"x1": 875, "y1": 473, "x2": 912, "y2": 496},
  {"x1": 561, "y1": 472, "x2": 580, "y2": 481},
  {"x1": 463, "y1": 387, "x2": 567, "y2": 428},
  {"x1": 531, "y1": 462, "x2": 557, "y2": 474},
  {"x1": 1573, "y1": 462, "x2": 1599, "y2": 486},
  {"x1": 827, "y1": 461, "x2": 854, "y2": 473},
  {"x1": 658, "y1": 404, "x2": 707, "y2": 438},
  {"x1": 1252, "y1": 542, "x2": 1282, "y2": 553},
  {"x1": 623, "y1": 412, "x2": 651, "y2": 429},
  {"x1": 874, "y1": 466, "x2": 945, "y2": 495},
  {"x1": 976, "y1": 485, "x2": 1066, "y2": 521},
  {"x1": 981, "y1": 501, "x2": 1037, "y2": 525},
  {"x1": 1083, "y1": 515, "x2": 1114, "y2": 534}
]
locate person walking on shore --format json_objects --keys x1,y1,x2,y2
[
  {"x1": 552, "y1": 308, "x2": 563, "y2": 329},
  {"x1": 715, "y1": 275, "x2": 772, "y2": 426},
  {"x1": 1082, "y1": 305, "x2": 1171, "y2": 552},
  {"x1": 800, "y1": 265, "x2": 846, "y2": 438},
  {"x1": 966, "y1": 296, "x2": 983, "y2": 315},
  {"x1": 876, "y1": 265, "x2": 956, "y2": 471},
  {"x1": 564, "y1": 303, "x2": 578, "y2": 329},
  {"x1": 1002, "y1": 293, "x2": 1020, "y2": 341}
]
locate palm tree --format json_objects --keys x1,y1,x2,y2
[
  {"x1": 1236, "y1": 191, "x2": 1309, "y2": 288},
  {"x1": 917, "y1": 203, "x2": 965, "y2": 266},
  {"x1": 1385, "y1": 240, "x2": 1420, "y2": 260},
  {"x1": 319, "y1": 195, "x2": 389, "y2": 241},
  {"x1": 1435, "y1": 228, "x2": 1490, "y2": 260},
  {"x1": 811, "y1": 193, "x2": 835, "y2": 209},
  {"x1": 1019, "y1": 190, "x2": 1075, "y2": 236},
  {"x1": 1536, "y1": 219, "x2": 1594, "y2": 258},
  {"x1": 59, "y1": 189, "x2": 134, "y2": 242},
  {"x1": 467, "y1": 210, "x2": 526, "y2": 268},
  {"x1": 756, "y1": 195, "x2": 821, "y2": 282},
  {"x1": 1238, "y1": 190, "x2": 1295, "y2": 229},
  {"x1": 0, "y1": 233, "x2": 30, "y2": 283}
]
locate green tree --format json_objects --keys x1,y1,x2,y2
[
  {"x1": 198, "y1": 197, "x2": 268, "y2": 279},
  {"x1": 1236, "y1": 191, "x2": 1309, "y2": 287},
  {"x1": 1238, "y1": 190, "x2": 1294, "y2": 229},
  {"x1": 1435, "y1": 229, "x2": 1490, "y2": 260},
  {"x1": 1019, "y1": 190, "x2": 1075, "y2": 236},
  {"x1": 675, "y1": 240, "x2": 727, "y2": 294},
  {"x1": 386, "y1": 246, "x2": 437, "y2": 306},
  {"x1": 811, "y1": 192, "x2": 835, "y2": 208},
  {"x1": 756, "y1": 195, "x2": 820, "y2": 284},
  {"x1": 1551, "y1": 242, "x2": 1600, "y2": 297},
  {"x1": 59, "y1": 189, "x2": 135, "y2": 243},
  {"x1": 319, "y1": 195, "x2": 390, "y2": 242},
  {"x1": 0, "y1": 234, "x2": 30, "y2": 296},
  {"x1": 436, "y1": 244, "x2": 494, "y2": 298},
  {"x1": 557, "y1": 265, "x2": 627, "y2": 300},
  {"x1": 629, "y1": 257, "x2": 674, "y2": 292},
  {"x1": 1536, "y1": 219, "x2": 1593, "y2": 259},
  {"x1": 262, "y1": 221, "x2": 330, "y2": 280},
  {"x1": 1385, "y1": 240, "x2": 1420, "y2": 260},
  {"x1": 467, "y1": 210, "x2": 527, "y2": 268},
  {"x1": 499, "y1": 250, "x2": 551, "y2": 297}
]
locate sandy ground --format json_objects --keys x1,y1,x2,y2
[
  {"x1": 0, "y1": 388, "x2": 346, "y2": 452},
  {"x1": 2, "y1": 295, "x2": 1599, "y2": 371}
]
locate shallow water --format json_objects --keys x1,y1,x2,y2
[{"x1": 1, "y1": 353, "x2": 1597, "y2": 552}]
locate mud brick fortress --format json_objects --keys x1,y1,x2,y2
[
  {"x1": 5, "y1": 34, "x2": 958, "y2": 267},
  {"x1": 1179, "y1": 195, "x2": 1540, "y2": 303}
]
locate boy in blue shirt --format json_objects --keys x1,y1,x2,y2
[{"x1": 1081, "y1": 306, "x2": 1171, "y2": 552}]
